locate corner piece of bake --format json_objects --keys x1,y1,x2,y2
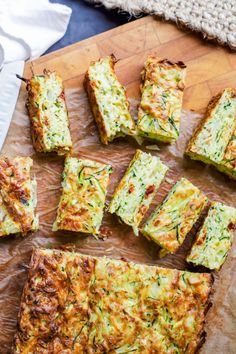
[
  {"x1": 186, "y1": 88, "x2": 236, "y2": 179},
  {"x1": 137, "y1": 56, "x2": 187, "y2": 143},
  {"x1": 26, "y1": 69, "x2": 72, "y2": 154},
  {"x1": 187, "y1": 201, "x2": 236, "y2": 270},
  {"x1": 108, "y1": 149, "x2": 168, "y2": 235},
  {"x1": 84, "y1": 54, "x2": 136, "y2": 144},
  {"x1": 52, "y1": 156, "x2": 112, "y2": 235},
  {"x1": 142, "y1": 178, "x2": 208, "y2": 254},
  {"x1": 0, "y1": 156, "x2": 38, "y2": 237},
  {"x1": 13, "y1": 248, "x2": 213, "y2": 353}
]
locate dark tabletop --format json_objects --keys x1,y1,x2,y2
[{"x1": 47, "y1": 0, "x2": 135, "y2": 54}]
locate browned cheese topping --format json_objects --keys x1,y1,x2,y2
[{"x1": 13, "y1": 249, "x2": 213, "y2": 354}]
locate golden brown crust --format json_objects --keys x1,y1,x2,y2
[
  {"x1": 0, "y1": 157, "x2": 37, "y2": 236},
  {"x1": 13, "y1": 249, "x2": 95, "y2": 353},
  {"x1": 53, "y1": 157, "x2": 112, "y2": 234},
  {"x1": 140, "y1": 57, "x2": 186, "y2": 89},
  {"x1": 142, "y1": 178, "x2": 208, "y2": 253},
  {"x1": 13, "y1": 249, "x2": 213, "y2": 353},
  {"x1": 186, "y1": 92, "x2": 223, "y2": 154},
  {"x1": 84, "y1": 70, "x2": 109, "y2": 145},
  {"x1": 138, "y1": 56, "x2": 186, "y2": 142},
  {"x1": 26, "y1": 79, "x2": 45, "y2": 152},
  {"x1": 186, "y1": 89, "x2": 236, "y2": 155},
  {"x1": 26, "y1": 69, "x2": 72, "y2": 154},
  {"x1": 84, "y1": 55, "x2": 119, "y2": 145}
]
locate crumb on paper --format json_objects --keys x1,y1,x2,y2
[
  {"x1": 159, "y1": 248, "x2": 169, "y2": 259},
  {"x1": 133, "y1": 225, "x2": 139, "y2": 236},
  {"x1": 166, "y1": 177, "x2": 175, "y2": 184},
  {"x1": 97, "y1": 226, "x2": 112, "y2": 240},
  {"x1": 133, "y1": 135, "x2": 144, "y2": 146},
  {"x1": 145, "y1": 144, "x2": 160, "y2": 151}
]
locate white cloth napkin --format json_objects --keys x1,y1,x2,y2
[{"x1": 0, "y1": 0, "x2": 72, "y2": 150}]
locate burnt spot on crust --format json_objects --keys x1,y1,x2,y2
[
  {"x1": 228, "y1": 222, "x2": 236, "y2": 230},
  {"x1": 144, "y1": 184, "x2": 155, "y2": 198},
  {"x1": 158, "y1": 58, "x2": 187, "y2": 69}
]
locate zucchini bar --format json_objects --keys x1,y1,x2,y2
[
  {"x1": 0, "y1": 157, "x2": 38, "y2": 237},
  {"x1": 216, "y1": 127, "x2": 236, "y2": 179},
  {"x1": 137, "y1": 56, "x2": 186, "y2": 143},
  {"x1": 26, "y1": 70, "x2": 72, "y2": 154},
  {"x1": 53, "y1": 156, "x2": 112, "y2": 234},
  {"x1": 187, "y1": 201, "x2": 236, "y2": 270},
  {"x1": 142, "y1": 178, "x2": 208, "y2": 253},
  {"x1": 108, "y1": 149, "x2": 168, "y2": 234},
  {"x1": 13, "y1": 248, "x2": 213, "y2": 353},
  {"x1": 186, "y1": 88, "x2": 236, "y2": 179},
  {"x1": 84, "y1": 55, "x2": 136, "y2": 144}
]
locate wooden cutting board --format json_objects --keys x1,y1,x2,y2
[
  {"x1": 23, "y1": 15, "x2": 236, "y2": 113},
  {"x1": 8, "y1": 16, "x2": 235, "y2": 354}
]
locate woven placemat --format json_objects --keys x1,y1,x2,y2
[{"x1": 87, "y1": 0, "x2": 236, "y2": 50}]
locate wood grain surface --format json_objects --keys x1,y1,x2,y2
[{"x1": 23, "y1": 15, "x2": 236, "y2": 114}]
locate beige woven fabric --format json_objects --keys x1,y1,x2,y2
[{"x1": 87, "y1": 0, "x2": 236, "y2": 49}]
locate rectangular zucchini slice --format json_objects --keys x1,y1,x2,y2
[
  {"x1": 13, "y1": 248, "x2": 213, "y2": 354},
  {"x1": 52, "y1": 156, "x2": 112, "y2": 234},
  {"x1": 186, "y1": 88, "x2": 236, "y2": 179},
  {"x1": 84, "y1": 55, "x2": 136, "y2": 144},
  {"x1": 108, "y1": 149, "x2": 168, "y2": 234},
  {"x1": 142, "y1": 178, "x2": 208, "y2": 253},
  {"x1": 216, "y1": 127, "x2": 236, "y2": 179},
  {"x1": 0, "y1": 157, "x2": 38, "y2": 237},
  {"x1": 187, "y1": 201, "x2": 236, "y2": 270},
  {"x1": 137, "y1": 56, "x2": 186, "y2": 143},
  {"x1": 26, "y1": 70, "x2": 72, "y2": 154}
]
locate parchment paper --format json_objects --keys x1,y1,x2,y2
[{"x1": 0, "y1": 84, "x2": 235, "y2": 353}]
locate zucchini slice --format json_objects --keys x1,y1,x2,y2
[
  {"x1": 187, "y1": 201, "x2": 236, "y2": 270},
  {"x1": 25, "y1": 70, "x2": 72, "y2": 154},
  {"x1": 186, "y1": 88, "x2": 236, "y2": 179},
  {"x1": 53, "y1": 156, "x2": 112, "y2": 234},
  {"x1": 142, "y1": 178, "x2": 208, "y2": 253},
  {"x1": 84, "y1": 55, "x2": 136, "y2": 144},
  {"x1": 137, "y1": 56, "x2": 186, "y2": 143},
  {"x1": 108, "y1": 149, "x2": 168, "y2": 234}
]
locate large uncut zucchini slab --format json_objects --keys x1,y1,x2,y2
[
  {"x1": 187, "y1": 201, "x2": 236, "y2": 270},
  {"x1": 186, "y1": 88, "x2": 236, "y2": 179},
  {"x1": 84, "y1": 55, "x2": 136, "y2": 144},
  {"x1": 108, "y1": 149, "x2": 168, "y2": 234},
  {"x1": 137, "y1": 56, "x2": 186, "y2": 143},
  {"x1": 0, "y1": 157, "x2": 38, "y2": 237},
  {"x1": 25, "y1": 70, "x2": 72, "y2": 154},
  {"x1": 53, "y1": 156, "x2": 112, "y2": 235},
  {"x1": 142, "y1": 178, "x2": 208, "y2": 253},
  {"x1": 13, "y1": 248, "x2": 213, "y2": 353}
]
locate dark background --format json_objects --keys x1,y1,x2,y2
[{"x1": 47, "y1": 0, "x2": 136, "y2": 54}]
